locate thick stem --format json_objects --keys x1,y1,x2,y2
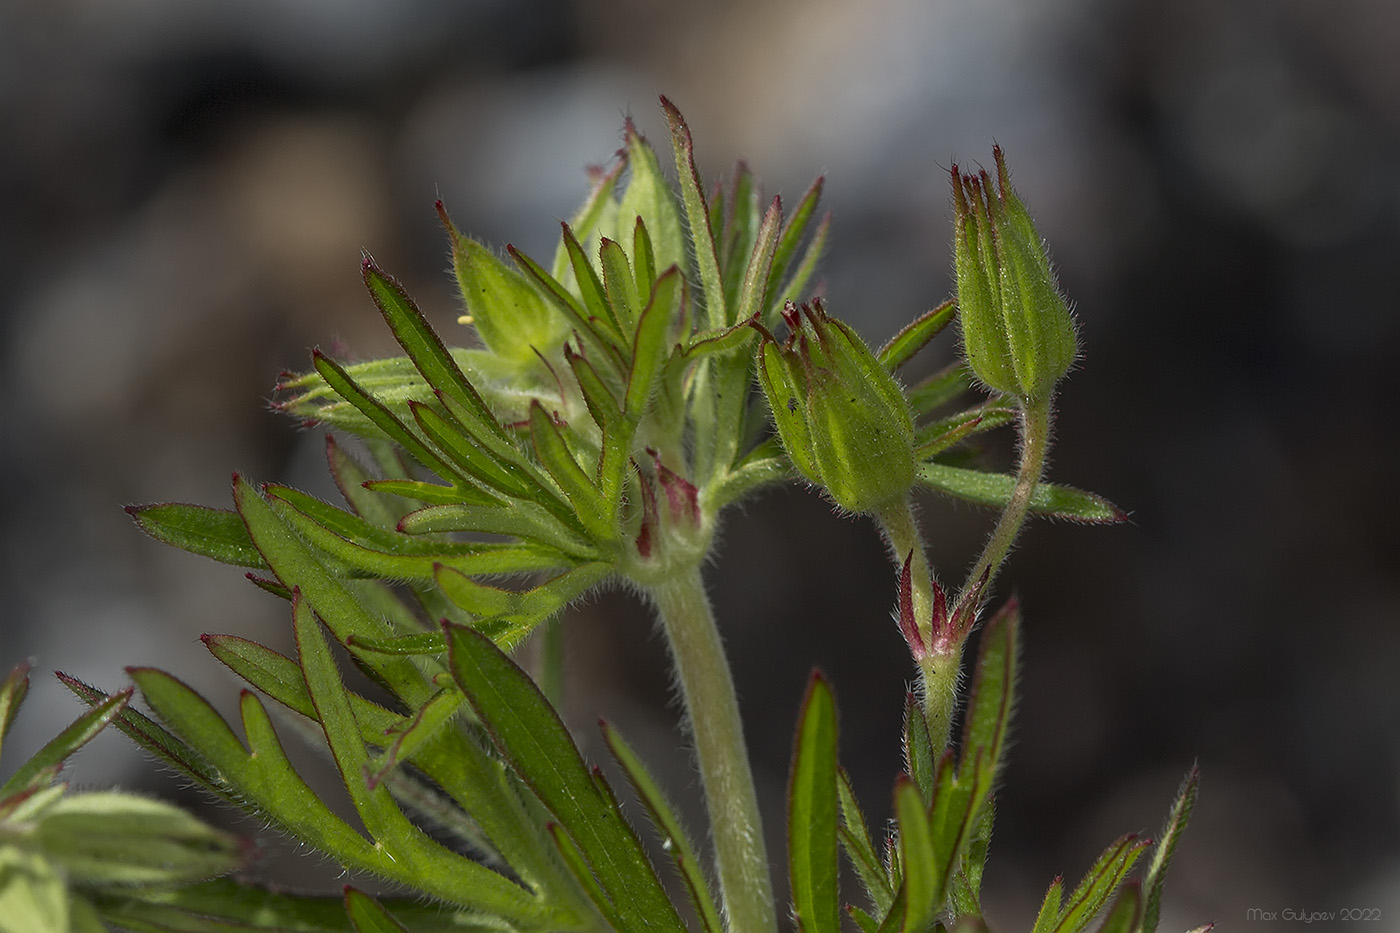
[
  {"x1": 960, "y1": 395, "x2": 1053, "y2": 605},
  {"x1": 651, "y1": 567, "x2": 777, "y2": 933}
]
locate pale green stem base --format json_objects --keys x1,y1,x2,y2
[
  {"x1": 917, "y1": 648, "x2": 963, "y2": 755},
  {"x1": 651, "y1": 567, "x2": 777, "y2": 933}
]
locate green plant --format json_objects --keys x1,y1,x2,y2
[{"x1": 3, "y1": 98, "x2": 1208, "y2": 933}]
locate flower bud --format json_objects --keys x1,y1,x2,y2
[
  {"x1": 756, "y1": 301, "x2": 916, "y2": 512},
  {"x1": 952, "y1": 147, "x2": 1077, "y2": 402}
]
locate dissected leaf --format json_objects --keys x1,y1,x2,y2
[
  {"x1": 292, "y1": 595, "x2": 546, "y2": 925},
  {"x1": 444, "y1": 622, "x2": 684, "y2": 933}
]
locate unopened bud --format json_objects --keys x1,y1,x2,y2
[
  {"x1": 756, "y1": 301, "x2": 916, "y2": 513},
  {"x1": 952, "y1": 147, "x2": 1077, "y2": 402}
]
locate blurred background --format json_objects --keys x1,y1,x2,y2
[{"x1": 3, "y1": 0, "x2": 1398, "y2": 928}]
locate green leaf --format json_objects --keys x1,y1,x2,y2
[
  {"x1": 509, "y1": 244, "x2": 627, "y2": 378},
  {"x1": 363, "y1": 260, "x2": 517, "y2": 450},
  {"x1": 34, "y1": 791, "x2": 242, "y2": 888},
  {"x1": 0, "y1": 689, "x2": 130, "y2": 798},
  {"x1": 788, "y1": 673, "x2": 840, "y2": 933},
  {"x1": 396, "y1": 501, "x2": 597, "y2": 559},
  {"x1": 837, "y1": 767, "x2": 893, "y2": 914},
  {"x1": 719, "y1": 163, "x2": 760, "y2": 311},
  {"x1": 270, "y1": 492, "x2": 572, "y2": 581},
  {"x1": 566, "y1": 346, "x2": 622, "y2": 434},
  {"x1": 553, "y1": 158, "x2": 628, "y2": 282},
  {"x1": 1032, "y1": 877, "x2": 1065, "y2": 933},
  {"x1": 56, "y1": 673, "x2": 233, "y2": 803},
  {"x1": 561, "y1": 223, "x2": 625, "y2": 344},
  {"x1": 917, "y1": 462, "x2": 1127, "y2": 523},
  {"x1": 409, "y1": 402, "x2": 558, "y2": 504},
  {"x1": 599, "y1": 722, "x2": 722, "y2": 933},
  {"x1": 908, "y1": 364, "x2": 974, "y2": 418},
  {"x1": 766, "y1": 176, "x2": 824, "y2": 305},
  {"x1": 547, "y1": 823, "x2": 628, "y2": 933},
  {"x1": 661, "y1": 97, "x2": 726, "y2": 328},
  {"x1": 310, "y1": 352, "x2": 479, "y2": 496},
  {"x1": 914, "y1": 404, "x2": 1016, "y2": 460},
  {"x1": 632, "y1": 217, "x2": 657, "y2": 302},
  {"x1": 204, "y1": 635, "x2": 566, "y2": 901},
  {"x1": 345, "y1": 888, "x2": 408, "y2": 933},
  {"x1": 0, "y1": 848, "x2": 68, "y2": 933},
  {"x1": 619, "y1": 119, "x2": 687, "y2": 284},
  {"x1": 125, "y1": 503, "x2": 267, "y2": 568},
  {"x1": 1094, "y1": 883, "x2": 1142, "y2": 933},
  {"x1": 599, "y1": 237, "x2": 640, "y2": 331},
  {"x1": 1053, "y1": 835, "x2": 1150, "y2": 933},
  {"x1": 325, "y1": 435, "x2": 409, "y2": 529},
  {"x1": 127, "y1": 668, "x2": 249, "y2": 775},
  {"x1": 878, "y1": 300, "x2": 957, "y2": 372},
  {"x1": 894, "y1": 777, "x2": 938, "y2": 933},
  {"x1": 363, "y1": 688, "x2": 463, "y2": 789},
  {"x1": 624, "y1": 267, "x2": 683, "y2": 418},
  {"x1": 734, "y1": 197, "x2": 782, "y2": 326},
  {"x1": 442, "y1": 213, "x2": 568, "y2": 366},
  {"x1": 444, "y1": 622, "x2": 685, "y2": 933},
  {"x1": 527, "y1": 402, "x2": 610, "y2": 541},
  {"x1": 234, "y1": 475, "x2": 437, "y2": 709},
  {"x1": 0, "y1": 663, "x2": 31, "y2": 760},
  {"x1": 849, "y1": 906, "x2": 881, "y2": 933},
  {"x1": 961, "y1": 599, "x2": 1019, "y2": 785},
  {"x1": 770, "y1": 211, "x2": 830, "y2": 323},
  {"x1": 903, "y1": 693, "x2": 936, "y2": 805},
  {"x1": 1139, "y1": 766, "x2": 1200, "y2": 933},
  {"x1": 948, "y1": 800, "x2": 994, "y2": 919},
  {"x1": 292, "y1": 595, "x2": 547, "y2": 925},
  {"x1": 95, "y1": 878, "x2": 493, "y2": 932},
  {"x1": 362, "y1": 480, "x2": 474, "y2": 506}
]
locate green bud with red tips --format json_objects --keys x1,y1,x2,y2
[
  {"x1": 952, "y1": 146, "x2": 1077, "y2": 402},
  {"x1": 756, "y1": 300, "x2": 916, "y2": 512}
]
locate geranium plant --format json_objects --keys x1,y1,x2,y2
[{"x1": 0, "y1": 98, "x2": 1207, "y2": 933}]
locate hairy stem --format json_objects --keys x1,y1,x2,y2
[
  {"x1": 960, "y1": 394, "x2": 1053, "y2": 605},
  {"x1": 917, "y1": 648, "x2": 963, "y2": 755},
  {"x1": 651, "y1": 567, "x2": 777, "y2": 933}
]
